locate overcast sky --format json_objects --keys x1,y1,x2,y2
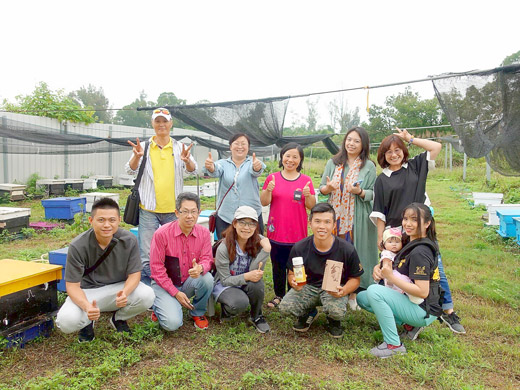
[{"x1": 1, "y1": 0, "x2": 519, "y2": 126}]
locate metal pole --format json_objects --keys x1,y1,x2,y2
[
  {"x1": 444, "y1": 143, "x2": 448, "y2": 169},
  {"x1": 2, "y1": 116, "x2": 8, "y2": 182},
  {"x1": 450, "y1": 142, "x2": 453, "y2": 171},
  {"x1": 463, "y1": 153, "x2": 467, "y2": 181},
  {"x1": 62, "y1": 121, "x2": 69, "y2": 178},
  {"x1": 108, "y1": 125, "x2": 113, "y2": 176},
  {"x1": 486, "y1": 159, "x2": 491, "y2": 184}
]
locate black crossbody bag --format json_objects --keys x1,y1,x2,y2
[{"x1": 123, "y1": 142, "x2": 149, "y2": 226}]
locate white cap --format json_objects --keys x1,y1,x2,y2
[
  {"x1": 234, "y1": 205, "x2": 258, "y2": 221},
  {"x1": 292, "y1": 256, "x2": 303, "y2": 266},
  {"x1": 151, "y1": 108, "x2": 172, "y2": 121}
]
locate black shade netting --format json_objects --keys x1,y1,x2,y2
[
  {"x1": 151, "y1": 97, "x2": 333, "y2": 149},
  {"x1": 433, "y1": 64, "x2": 520, "y2": 176},
  {"x1": 0, "y1": 117, "x2": 279, "y2": 156}
]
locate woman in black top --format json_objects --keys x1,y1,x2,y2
[
  {"x1": 369, "y1": 127, "x2": 442, "y2": 247},
  {"x1": 369, "y1": 128, "x2": 465, "y2": 334},
  {"x1": 357, "y1": 203, "x2": 443, "y2": 358}
]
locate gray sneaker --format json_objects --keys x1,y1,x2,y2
[
  {"x1": 251, "y1": 315, "x2": 270, "y2": 333},
  {"x1": 370, "y1": 342, "x2": 407, "y2": 358},
  {"x1": 440, "y1": 312, "x2": 466, "y2": 334},
  {"x1": 400, "y1": 325, "x2": 424, "y2": 341}
]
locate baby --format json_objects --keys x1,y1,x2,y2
[{"x1": 380, "y1": 227, "x2": 424, "y2": 305}]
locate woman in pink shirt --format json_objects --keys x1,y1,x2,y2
[{"x1": 260, "y1": 143, "x2": 316, "y2": 308}]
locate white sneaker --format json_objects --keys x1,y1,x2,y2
[{"x1": 348, "y1": 298, "x2": 360, "y2": 311}]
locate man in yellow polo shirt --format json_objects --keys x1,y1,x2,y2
[{"x1": 126, "y1": 108, "x2": 197, "y2": 285}]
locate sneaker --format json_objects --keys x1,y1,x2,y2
[
  {"x1": 150, "y1": 312, "x2": 158, "y2": 322},
  {"x1": 292, "y1": 308, "x2": 318, "y2": 332},
  {"x1": 325, "y1": 317, "x2": 344, "y2": 338},
  {"x1": 110, "y1": 313, "x2": 132, "y2": 334},
  {"x1": 400, "y1": 324, "x2": 424, "y2": 341},
  {"x1": 251, "y1": 315, "x2": 270, "y2": 334},
  {"x1": 78, "y1": 322, "x2": 95, "y2": 343},
  {"x1": 192, "y1": 315, "x2": 209, "y2": 330},
  {"x1": 440, "y1": 312, "x2": 466, "y2": 334},
  {"x1": 370, "y1": 342, "x2": 407, "y2": 358},
  {"x1": 348, "y1": 298, "x2": 361, "y2": 311}
]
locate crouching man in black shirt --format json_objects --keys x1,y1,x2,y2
[{"x1": 279, "y1": 203, "x2": 363, "y2": 338}]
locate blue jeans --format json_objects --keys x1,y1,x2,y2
[
  {"x1": 357, "y1": 284, "x2": 437, "y2": 346},
  {"x1": 138, "y1": 209, "x2": 177, "y2": 286},
  {"x1": 151, "y1": 273, "x2": 214, "y2": 332},
  {"x1": 438, "y1": 252, "x2": 453, "y2": 311}
]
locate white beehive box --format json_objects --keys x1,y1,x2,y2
[
  {"x1": 83, "y1": 178, "x2": 97, "y2": 190},
  {"x1": 118, "y1": 174, "x2": 135, "y2": 187},
  {"x1": 472, "y1": 192, "x2": 503, "y2": 206},
  {"x1": 0, "y1": 184, "x2": 26, "y2": 201},
  {"x1": 80, "y1": 192, "x2": 120, "y2": 212},
  {"x1": 486, "y1": 204, "x2": 520, "y2": 225}
]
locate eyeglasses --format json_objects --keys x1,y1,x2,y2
[
  {"x1": 385, "y1": 148, "x2": 402, "y2": 157},
  {"x1": 237, "y1": 220, "x2": 257, "y2": 228},
  {"x1": 153, "y1": 108, "x2": 170, "y2": 115},
  {"x1": 178, "y1": 209, "x2": 199, "y2": 216}
]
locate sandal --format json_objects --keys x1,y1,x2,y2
[{"x1": 267, "y1": 296, "x2": 282, "y2": 308}]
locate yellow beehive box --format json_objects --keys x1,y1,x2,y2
[{"x1": 0, "y1": 259, "x2": 63, "y2": 297}]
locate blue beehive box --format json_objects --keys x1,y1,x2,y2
[
  {"x1": 513, "y1": 217, "x2": 520, "y2": 245},
  {"x1": 4, "y1": 317, "x2": 54, "y2": 349},
  {"x1": 48, "y1": 247, "x2": 68, "y2": 292},
  {"x1": 130, "y1": 227, "x2": 138, "y2": 238},
  {"x1": 41, "y1": 197, "x2": 86, "y2": 220},
  {"x1": 496, "y1": 209, "x2": 520, "y2": 238}
]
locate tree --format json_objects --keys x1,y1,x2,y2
[
  {"x1": 328, "y1": 94, "x2": 360, "y2": 133},
  {"x1": 305, "y1": 98, "x2": 319, "y2": 132},
  {"x1": 114, "y1": 91, "x2": 156, "y2": 128},
  {"x1": 363, "y1": 87, "x2": 448, "y2": 142},
  {"x1": 69, "y1": 84, "x2": 113, "y2": 123},
  {"x1": 1, "y1": 81, "x2": 95, "y2": 123},
  {"x1": 501, "y1": 50, "x2": 520, "y2": 66},
  {"x1": 157, "y1": 92, "x2": 191, "y2": 128}
]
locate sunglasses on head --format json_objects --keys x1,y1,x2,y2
[{"x1": 153, "y1": 108, "x2": 170, "y2": 115}]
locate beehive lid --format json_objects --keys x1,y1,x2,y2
[
  {"x1": 90, "y1": 175, "x2": 113, "y2": 180},
  {"x1": 496, "y1": 209, "x2": 520, "y2": 217},
  {"x1": 0, "y1": 184, "x2": 26, "y2": 191},
  {"x1": 0, "y1": 259, "x2": 63, "y2": 297},
  {"x1": 36, "y1": 179, "x2": 66, "y2": 185},
  {"x1": 64, "y1": 178, "x2": 84, "y2": 183},
  {"x1": 0, "y1": 207, "x2": 31, "y2": 219}
]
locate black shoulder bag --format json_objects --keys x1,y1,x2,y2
[
  {"x1": 83, "y1": 239, "x2": 118, "y2": 277},
  {"x1": 123, "y1": 142, "x2": 149, "y2": 226}
]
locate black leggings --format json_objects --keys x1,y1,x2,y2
[{"x1": 269, "y1": 240, "x2": 295, "y2": 298}]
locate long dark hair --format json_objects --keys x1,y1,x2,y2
[
  {"x1": 332, "y1": 127, "x2": 370, "y2": 169},
  {"x1": 222, "y1": 219, "x2": 261, "y2": 263},
  {"x1": 402, "y1": 203, "x2": 437, "y2": 242}
]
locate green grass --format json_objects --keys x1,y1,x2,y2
[{"x1": 1, "y1": 160, "x2": 519, "y2": 389}]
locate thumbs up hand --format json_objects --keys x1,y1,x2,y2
[
  {"x1": 205, "y1": 151, "x2": 215, "y2": 172},
  {"x1": 87, "y1": 299, "x2": 101, "y2": 321},
  {"x1": 188, "y1": 258, "x2": 202, "y2": 279},
  {"x1": 115, "y1": 290, "x2": 128, "y2": 308},
  {"x1": 267, "y1": 174, "x2": 276, "y2": 192},
  {"x1": 252, "y1": 152, "x2": 262, "y2": 172},
  {"x1": 302, "y1": 181, "x2": 311, "y2": 198}
]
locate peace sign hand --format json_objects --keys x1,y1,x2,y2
[
  {"x1": 326, "y1": 176, "x2": 340, "y2": 192},
  {"x1": 180, "y1": 143, "x2": 193, "y2": 163},
  {"x1": 393, "y1": 127, "x2": 413, "y2": 143},
  {"x1": 127, "y1": 138, "x2": 144, "y2": 158}
]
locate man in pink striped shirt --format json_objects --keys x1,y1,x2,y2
[{"x1": 149, "y1": 192, "x2": 214, "y2": 330}]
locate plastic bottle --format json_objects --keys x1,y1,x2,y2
[{"x1": 292, "y1": 257, "x2": 307, "y2": 286}]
